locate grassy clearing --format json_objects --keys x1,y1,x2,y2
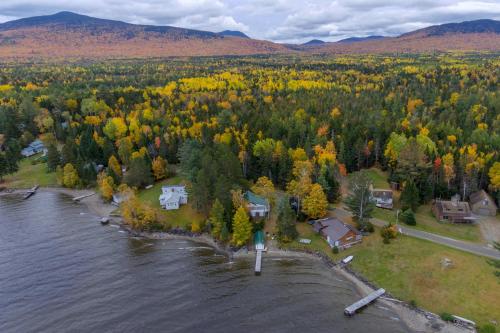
[
  {"x1": 283, "y1": 222, "x2": 500, "y2": 327},
  {"x1": 136, "y1": 176, "x2": 204, "y2": 229},
  {"x1": 372, "y1": 206, "x2": 483, "y2": 243},
  {"x1": 362, "y1": 168, "x2": 391, "y2": 189},
  {"x1": 2, "y1": 155, "x2": 58, "y2": 188}
]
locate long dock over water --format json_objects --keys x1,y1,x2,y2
[
  {"x1": 344, "y1": 288, "x2": 385, "y2": 316},
  {"x1": 73, "y1": 192, "x2": 96, "y2": 202},
  {"x1": 255, "y1": 250, "x2": 262, "y2": 275},
  {"x1": 23, "y1": 185, "x2": 39, "y2": 200}
]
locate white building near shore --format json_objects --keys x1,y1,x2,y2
[{"x1": 159, "y1": 185, "x2": 188, "y2": 210}]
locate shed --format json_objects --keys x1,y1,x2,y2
[{"x1": 469, "y1": 190, "x2": 497, "y2": 216}]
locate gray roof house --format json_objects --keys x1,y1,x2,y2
[
  {"x1": 371, "y1": 189, "x2": 393, "y2": 209},
  {"x1": 244, "y1": 191, "x2": 270, "y2": 218},
  {"x1": 21, "y1": 139, "x2": 47, "y2": 157},
  {"x1": 159, "y1": 185, "x2": 188, "y2": 210},
  {"x1": 469, "y1": 190, "x2": 497, "y2": 216},
  {"x1": 313, "y1": 218, "x2": 362, "y2": 250}
]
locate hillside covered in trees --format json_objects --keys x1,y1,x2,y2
[{"x1": 0, "y1": 54, "x2": 499, "y2": 231}]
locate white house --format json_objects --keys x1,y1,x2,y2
[
  {"x1": 159, "y1": 185, "x2": 188, "y2": 210},
  {"x1": 370, "y1": 188, "x2": 393, "y2": 209},
  {"x1": 244, "y1": 191, "x2": 269, "y2": 218}
]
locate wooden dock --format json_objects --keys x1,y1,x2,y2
[
  {"x1": 255, "y1": 250, "x2": 262, "y2": 275},
  {"x1": 344, "y1": 288, "x2": 385, "y2": 316},
  {"x1": 73, "y1": 192, "x2": 96, "y2": 202},
  {"x1": 23, "y1": 185, "x2": 39, "y2": 200}
]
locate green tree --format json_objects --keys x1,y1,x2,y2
[
  {"x1": 125, "y1": 157, "x2": 153, "y2": 188},
  {"x1": 400, "y1": 209, "x2": 416, "y2": 225},
  {"x1": 344, "y1": 172, "x2": 375, "y2": 231},
  {"x1": 401, "y1": 179, "x2": 420, "y2": 211},
  {"x1": 231, "y1": 206, "x2": 252, "y2": 247},
  {"x1": 276, "y1": 197, "x2": 298, "y2": 243},
  {"x1": 46, "y1": 144, "x2": 60, "y2": 172},
  {"x1": 209, "y1": 199, "x2": 225, "y2": 239}
]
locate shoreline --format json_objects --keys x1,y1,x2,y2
[{"x1": 1, "y1": 186, "x2": 474, "y2": 333}]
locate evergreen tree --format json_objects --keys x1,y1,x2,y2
[
  {"x1": 209, "y1": 199, "x2": 225, "y2": 239},
  {"x1": 125, "y1": 157, "x2": 153, "y2": 188},
  {"x1": 401, "y1": 179, "x2": 420, "y2": 211},
  {"x1": 46, "y1": 144, "x2": 60, "y2": 172},
  {"x1": 231, "y1": 206, "x2": 252, "y2": 247},
  {"x1": 276, "y1": 197, "x2": 298, "y2": 243},
  {"x1": 344, "y1": 172, "x2": 375, "y2": 231},
  {"x1": 400, "y1": 209, "x2": 416, "y2": 226},
  {"x1": 61, "y1": 137, "x2": 77, "y2": 166}
]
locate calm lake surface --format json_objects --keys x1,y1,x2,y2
[{"x1": 0, "y1": 192, "x2": 411, "y2": 332}]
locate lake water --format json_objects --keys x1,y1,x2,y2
[{"x1": 0, "y1": 191, "x2": 411, "y2": 332}]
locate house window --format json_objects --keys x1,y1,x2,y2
[{"x1": 443, "y1": 216, "x2": 448, "y2": 220}]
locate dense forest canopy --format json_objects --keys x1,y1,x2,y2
[{"x1": 0, "y1": 54, "x2": 499, "y2": 216}]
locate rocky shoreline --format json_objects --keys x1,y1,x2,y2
[{"x1": 2, "y1": 186, "x2": 475, "y2": 333}]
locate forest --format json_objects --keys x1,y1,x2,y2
[{"x1": 0, "y1": 54, "x2": 499, "y2": 237}]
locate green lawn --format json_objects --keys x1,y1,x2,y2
[
  {"x1": 372, "y1": 206, "x2": 483, "y2": 243},
  {"x1": 283, "y1": 222, "x2": 500, "y2": 327},
  {"x1": 2, "y1": 155, "x2": 58, "y2": 188},
  {"x1": 362, "y1": 168, "x2": 391, "y2": 189},
  {"x1": 136, "y1": 176, "x2": 204, "y2": 229}
]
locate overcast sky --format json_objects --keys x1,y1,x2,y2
[{"x1": 0, "y1": 0, "x2": 499, "y2": 43}]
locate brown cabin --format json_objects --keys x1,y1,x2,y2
[
  {"x1": 313, "y1": 218, "x2": 362, "y2": 250},
  {"x1": 432, "y1": 196, "x2": 476, "y2": 223},
  {"x1": 469, "y1": 190, "x2": 497, "y2": 216}
]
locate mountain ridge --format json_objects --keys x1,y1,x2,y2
[{"x1": 0, "y1": 12, "x2": 499, "y2": 59}]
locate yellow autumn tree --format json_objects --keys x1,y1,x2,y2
[
  {"x1": 251, "y1": 176, "x2": 275, "y2": 206},
  {"x1": 97, "y1": 172, "x2": 115, "y2": 202},
  {"x1": 489, "y1": 162, "x2": 500, "y2": 190},
  {"x1": 231, "y1": 206, "x2": 252, "y2": 247},
  {"x1": 108, "y1": 155, "x2": 122, "y2": 179},
  {"x1": 62, "y1": 163, "x2": 79, "y2": 188},
  {"x1": 301, "y1": 183, "x2": 328, "y2": 219},
  {"x1": 152, "y1": 156, "x2": 168, "y2": 180}
]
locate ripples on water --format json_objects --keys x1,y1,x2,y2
[{"x1": 0, "y1": 192, "x2": 410, "y2": 332}]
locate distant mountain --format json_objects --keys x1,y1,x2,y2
[
  {"x1": 0, "y1": 11, "x2": 286, "y2": 59},
  {"x1": 0, "y1": 13, "x2": 498, "y2": 59},
  {"x1": 401, "y1": 19, "x2": 500, "y2": 37},
  {"x1": 306, "y1": 19, "x2": 500, "y2": 54},
  {"x1": 337, "y1": 35, "x2": 385, "y2": 43},
  {"x1": 302, "y1": 39, "x2": 325, "y2": 46},
  {"x1": 217, "y1": 30, "x2": 249, "y2": 38}
]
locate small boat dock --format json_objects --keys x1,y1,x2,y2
[
  {"x1": 344, "y1": 288, "x2": 385, "y2": 316},
  {"x1": 23, "y1": 185, "x2": 39, "y2": 200},
  {"x1": 73, "y1": 192, "x2": 95, "y2": 202},
  {"x1": 254, "y1": 231, "x2": 265, "y2": 275}
]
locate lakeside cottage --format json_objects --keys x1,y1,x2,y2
[
  {"x1": 370, "y1": 188, "x2": 393, "y2": 209},
  {"x1": 469, "y1": 190, "x2": 497, "y2": 216},
  {"x1": 312, "y1": 218, "x2": 362, "y2": 250},
  {"x1": 159, "y1": 185, "x2": 188, "y2": 210},
  {"x1": 243, "y1": 191, "x2": 269, "y2": 218},
  {"x1": 432, "y1": 195, "x2": 476, "y2": 223},
  {"x1": 21, "y1": 139, "x2": 47, "y2": 157}
]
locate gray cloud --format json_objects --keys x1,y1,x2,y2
[{"x1": 0, "y1": 0, "x2": 499, "y2": 42}]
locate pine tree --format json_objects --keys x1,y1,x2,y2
[
  {"x1": 209, "y1": 199, "x2": 225, "y2": 239},
  {"x1": 125, "y1": 157, "x2": 153, "y2": 188},
  {"x1": 344, "y1": 172, "x2": 375, "y2": 231},
  {"x1": 276, "y1": 196, "x2": 298, "y2": 243},
  {"x1": 231, "y1": 206, "x2": 252, "y2": 247},
  {"x1": 46, "y1": 144, "x2": 60, "y2": 172},
  {"x1": 401, "y1": 179, "x2": 420, "y2": 211}
]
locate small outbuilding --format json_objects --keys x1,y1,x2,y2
[
  {"x1": 312, "y1": 218, "x2": 362, "y2": 250},
  {"x1": 469, "y1": 190, "x2": 497, "y2": 216},
  {"x1": 371, "y1": 189, "x2": 393, "y2": 209}
]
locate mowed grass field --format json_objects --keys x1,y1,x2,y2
[
  {"x1": 284, "y1": 222, "x2": 500, "y2": 327},
  {"x1": 2, "y1": 155, "x2": 57, "y2": 188},
  {"x1": 137, "y1": 176, "x2": 204, "y2": 229}
]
